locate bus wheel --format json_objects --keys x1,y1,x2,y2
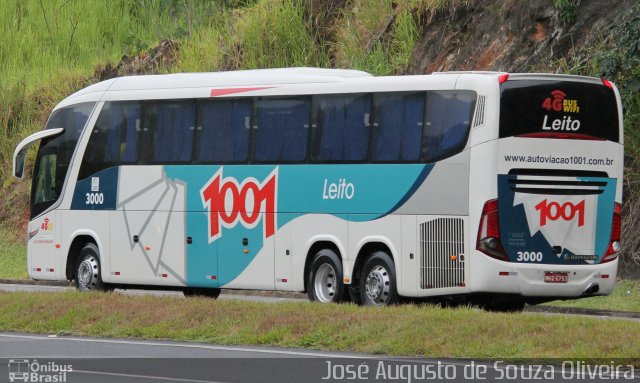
[
  {"x1": 75, "y1": 243, "x2": 105, "y2": 291},
  {"x1": 307, "y1": 249, "x2": 345, "y2": 303},
  {"x1": 183, "y1": 288, "x2": 221, "y2": 299},
  {"x1": 359, "y1": 251, "x2": 398, "y2": 306}
]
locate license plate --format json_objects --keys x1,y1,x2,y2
[{"x1": 544, "y1": 272, "x2": 568, "y2": 283}]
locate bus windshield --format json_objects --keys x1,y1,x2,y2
[
  {"x1": 499, "y1": 79, "x2": 619, "y2": 142},
  {"x1": 31, "y1": 102, "x2": 94, "y2": 218}
]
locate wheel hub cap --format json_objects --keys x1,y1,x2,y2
[
  {"x1": 365, "y1": 265, "x2": 390, "y2": 305},
  {"x1": 78, "y1": 257, "x2": 98, "y2": 289},
  {"x1": 314, "y1": 264, "x2": 337, "y2": 302}
]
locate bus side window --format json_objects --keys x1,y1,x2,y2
[
  {"x1": 145, "y1": 101, "x2": 195, "y2": 163},
  {"x1": 372, "y1": 92, "x2": 424, "y2": 162},
  {"x1": 196, "y1": 99, "x2": 251, "y2": 163},
  {"x1": 104, "y1": 104, "x2": 140, "y2": 163},
  {"x1": 441, "y1": 92, "x2": 475, "y2": 151},
  {"x1": 254, "y1": 98, "x2": 310, "y2": 162},
  {"x1": 424, "y1": 91, "x2": 475, "y2": 163},
  {"x1": 311, "y1": 94, "x2": 370, "y2": 162},
  {"x1": 79, "y1": 102, "x2": 141, "y2": 180}
]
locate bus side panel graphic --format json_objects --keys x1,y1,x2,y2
[
  {"x1": 71, "y1": 167, "x2": 119, "y2": 210},
  {"x1": 164, "y1": 164, "x2": 432, "y2": 286}
]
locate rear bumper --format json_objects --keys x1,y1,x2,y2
[{"x1": 469, "y1": 251, "x2": 618, "y2": 297}]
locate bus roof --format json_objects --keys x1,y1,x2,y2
[
  {"x1": 58, "y1": 69, "x2": 610, "y2": 109},
  {"x1": 72, "y1": 68, "x2": 368, "y2": 94},
  {"x1": 60, "y1": 67, "x2": 376, "y2": 107}
]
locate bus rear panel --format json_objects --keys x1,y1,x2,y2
[{"x1": 473, "y1": 75, "x2": 623, "y2": 300}]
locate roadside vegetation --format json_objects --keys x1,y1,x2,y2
[
  {"x1": 0, "y1": 228, "x2": 29, "y2": 280},
  {"x1": 0, "y1": 0, "x2": 225, "y2": 187},
  {"x1": 544, "y1": 280, "x2": 640, "y2": 313},
  {"x1": 0, "y1": 291, "x2": 638, "y2": 365}
]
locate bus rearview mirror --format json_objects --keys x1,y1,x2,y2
[{"x1": 14, "y1": 152, "x2": 25, "y2": 179}]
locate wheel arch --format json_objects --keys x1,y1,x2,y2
[
  {"x1": 65, "y1": 231, "x2": 101, "y2": 281},
  {"x1": 302, "y1": 236, "x2": 345, "y2": 293},
  {"x1": 351, "y1": 238, "x2": 397, "y2": 288}
]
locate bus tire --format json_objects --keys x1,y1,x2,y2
[
  {"x1": 183, "y1": 287, "x2": 221, "y2": 299},
  {"x1": 307, "y1": 249, "x2": 345, "y2": 303},
  {"x1": 75, "y1": 243, "x2": 106, "y2": 291},
  {"x1": 359, "y1": 251, "x2": 398, "y2": 306}
]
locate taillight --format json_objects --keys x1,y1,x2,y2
[
  {"x1": 498, "y1": 74, "x2": 509, "y2": 84},
  {"x1": 602, "y1": 78, "x2": 613, "y2": 89},
  {"x1": 602, "y1": 202, "x2": 622, "y2": 263},
  {"x1": 477, "y1": 199, "x2": 509, "y2": 261}
]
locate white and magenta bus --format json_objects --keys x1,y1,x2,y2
[{"x1": 13, "y1": 68, "x2": 623, "y2": 310}]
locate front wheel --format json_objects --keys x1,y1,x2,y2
[
  {"x1": 359, "y1": 251, "x2": 398, "y2": 306},
  {"x1": 307, "y1": 249, "x2": 345, "y2": 303},
  {"x1": 75, "y1": 243, "x2": 106, "y2": 291}
]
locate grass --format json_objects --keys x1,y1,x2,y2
[
  {"x1": 0, "y1": 228, "x2": 28, "y2": 280},
  {"x1": 333, "y1": 0, "x2": 470, "y2": 75},
  {"x1": 0, "y1": 0, "x2": 226, "y2": 188},
  {"x1": 1, "y1": 0, "x2": 153, "y2": 93},
  {"x1": 176, "y1": 0, "x2": 331, "y2": 72},
  {"x1": 400, "y1": 0, "x2": 472, "y2": 15},
  {"x1": 544, "y1": 280, "x2": 640, "y2": 313},
  {"x1": 230, "y1": 0, "x2": 330, "y2": 69},
  {"x1": 0, "y1": 290, "x2": 638, "y2": 364},
  {"x1": 0, "y1": 0, "x2": 226, "y2": 92},
  {"x1": 173, "y1": 26, "x2": 226, "y2": 73},
  {"x1": 333, "y1": 0, "x2": 396, "y2": 74}
]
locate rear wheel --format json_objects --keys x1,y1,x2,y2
[
  {"x1": 183, "y1": 287, "x2": 221, "y2": 299},
  {"x1": 307, "y1": 249, "x2": 345, "y2": 303},
  {"x1": 359, "y1": 251, "x2": 398, "y2": 306},
  {"x1": 75, "y1": 243, "x2": 106, "y2": 291}
]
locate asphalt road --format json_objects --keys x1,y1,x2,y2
[{"x1": 0, "y1": 333, "x2": 636, "y2": 383}]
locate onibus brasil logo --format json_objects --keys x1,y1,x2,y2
[
  {"x1": 200, "y1": 168, "x2": 278, "y2": 243},
  {"x1": 8, "y1": 359, "x2": 72, "y2": 382}
]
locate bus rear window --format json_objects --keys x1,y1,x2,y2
[{"x1": 500, "y1": 80, "x2": 619, "y2": 142}]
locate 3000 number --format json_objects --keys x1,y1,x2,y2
[
  {"x1": 85, "y1": 192, "x2": 104, "y2": 205},
  {"x1": 516, "y1": 251, "x2": 543, "y2": 262}
]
